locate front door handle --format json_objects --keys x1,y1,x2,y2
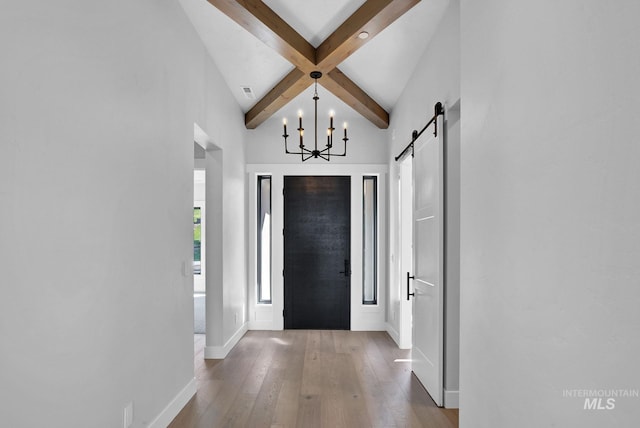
[
  {"x1": 407, "y1": 272, "x2": 415, "y2": 300},
  {"x1": 339, "y1": 259, "x2": 351, "y2": 277}
]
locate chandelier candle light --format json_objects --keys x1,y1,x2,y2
[{"x1": 283, "y1": 71, "x2": 348, "y2": 161}]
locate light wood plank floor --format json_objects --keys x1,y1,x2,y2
[{"x1": 169, "y1": 330, "x2": 458, "y2": 428}]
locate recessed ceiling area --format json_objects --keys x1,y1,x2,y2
[
  {"x1": 263, "y1": 0, "x2": 368, "y2": 48},
  {"x1": 178, "y1": 0, "x2": 449, "y2": 128}
]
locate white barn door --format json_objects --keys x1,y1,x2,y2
[{"x1": 411, "y1": 115, "x2": 444, "y2": 406}]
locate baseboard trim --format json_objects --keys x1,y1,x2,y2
[
  {"x1": 248, "y1": 320, "x2": 273, "y2": 330},
  {"x1": 149, "y1": 377, "x2": 196, "y2": 428},
  {"x1": 386, "y1": 322, "x2": 400, "y2": 346},
  {"x1": 444, "y1": 389, "x2": 459, "y2": 408},
  {"x1": 204, "y1": 323, "x2": 248, "y2": 359}
]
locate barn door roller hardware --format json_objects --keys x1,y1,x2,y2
[{"x1": 394, "y1": 102, "x2": 444, "y2": 162}]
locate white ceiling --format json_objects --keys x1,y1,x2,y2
[{"x1": 178, "y1": 0, "x2": 449, "y2": 126}]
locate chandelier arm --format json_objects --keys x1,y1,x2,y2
[
  {"x1": 284, "y1": 138, "x2": 300, "y2": 155},
  {"x1": 331, "y1": 138, "x2": 348, "y2": 156},
  {"x1": 285, "y1": 139, "x2": 314, "y2": 155},
  {"x1": 284, "y1": 133, "x2": 307, "y2": 155}
]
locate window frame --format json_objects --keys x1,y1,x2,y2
[
  {"x1": 257, "y1": 175, "x2": 272, "y2": 304},
  {"x1": 362, "y1": 175, "x2": 378, "y2": 305}
]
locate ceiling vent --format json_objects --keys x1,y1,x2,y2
[{"x1": 241, "y1": 86, "x2": 255, "y2": 100}]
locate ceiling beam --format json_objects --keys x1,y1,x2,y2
[
  {"x1": 207, "y1": 0, "x2": 420, "y2": 129},
  {"x1": 316, "y1": 0, "x2": 420, "y2": 71},
  {"x1": 205, "y1": 0, "x2": 315, "y2": 71},
  {"x1": 323, "y1": 68, "x2": 389, "y2": 129},
  {"x1": 245, "y1": 68, "x2": 310, "y2": 129}
]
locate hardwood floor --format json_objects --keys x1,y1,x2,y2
[{"x1": 169, "y1": 331, "x2": 458, "y2": 428}]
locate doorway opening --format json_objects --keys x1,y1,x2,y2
[{"x1": 194, "y1": 144, "x2": 206, "y2": 334}]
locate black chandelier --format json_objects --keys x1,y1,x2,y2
[{"x1": 282, "y1": 71, "x2": 348, "y2": 161}]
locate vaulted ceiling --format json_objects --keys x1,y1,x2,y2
[{"x1": 179, "y1": 0, "x2": 449, "y2": 129}]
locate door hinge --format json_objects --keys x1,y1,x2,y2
[
  {"x1": 282, "y1": 309, "x2": 285, "y2": 317},
  {"x1": 282, "y1": 269, "x2": 285, "y2": 277}
]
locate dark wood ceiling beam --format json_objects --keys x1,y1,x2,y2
[
  {"x1": 207, "y1": 0, "x2": 420, "y2": 129},
  {"x1": 323, "y1": 68, "x2": 389, "y2": 129},
  {"x1": 205, "y1": 0, "x2": 315, "y2": 71},
  {"x1": 316, "y1": 0, "x2": 420, "y2": 71},
  {"x1": 245, "y1": 68, "x2": 310, "y2": 129}
]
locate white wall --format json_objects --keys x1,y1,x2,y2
[
  {"x1": 0, "y1": 1, "x2": 246, "y2": 427},
  {"x1": 386, "y1": 0, "x2": 460, "y2": 405},
  {"x1": 460, "y1": 0, "x2": 640, "y2": 426},
  {"x1": 194, "y1": 174, "x2": 206, "y2": 202},
  {"x1": 195, "y1": 56, "x2": 248, "y2": 356}
]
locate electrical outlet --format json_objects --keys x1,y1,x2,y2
[{"x1": 123, "y1": 402, "x2": 133, "y2": 428}]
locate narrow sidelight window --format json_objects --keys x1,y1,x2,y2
[
  {"x1": 363, "y1": 176, "x2": 378, "y2": 305},
  {"x1": 257, "y1": 176, "x2": 272, "y2": 303}
]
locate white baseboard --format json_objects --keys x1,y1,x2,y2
[
  {"x1": 350, "y1": 321, "x2": 387, "y2": 331},
  {"x1": 204, "y1": 323, "x2": 248, "y2": 359},
  {"x1": 248, "y1": 320, "x2": 274, "y2": 330},
  {"x1": 444, "y1": 389, "x2": 459, "y2": 408},
  {"x1": 386, "y1": 322, "x2": 400, "y2": 346},
  {"x1": 149, "y1": 377, "x2": 196, "y2": 428}
]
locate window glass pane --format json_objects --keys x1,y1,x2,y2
[
  {"x1": 363, "y1": 176, "x2": 377, "y2": 304},
  {"x1": 258, "y1": 176, "x2": 272, "y2": 303},
  {"x1": 193, "y1": 207, "x2": 201, "y2": 275}
]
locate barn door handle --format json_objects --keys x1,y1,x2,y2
[
  {"x1": 339, "y1": 259, "x2": 351, "y2": 277},
  {"x1": 407, "y1": 272, "x2": 415, "y2": 300}
]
